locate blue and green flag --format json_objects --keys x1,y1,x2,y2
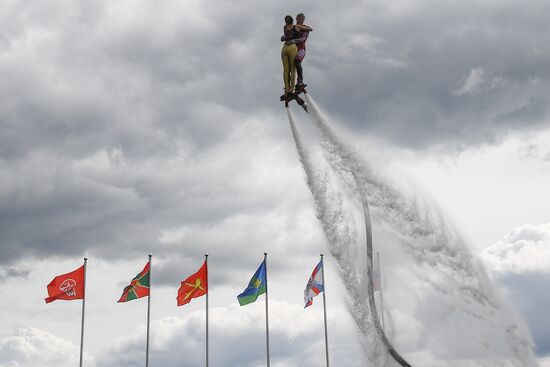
[{"x1": 237, "y1": 260, "x2": 267, "y2": 306}]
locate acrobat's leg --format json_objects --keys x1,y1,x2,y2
[
  {"x1": 288, "y1": 45, "x2": 298, "y2": 92},
  {"x1": 295, "y1": 48, "x2": 306, "y2": 87},
  {"x1": 295, "y1": 59, "x2": 303, "y2": 85},
  {"x1": 281, "y1": 46, "x2": 291, "y2": 93}
]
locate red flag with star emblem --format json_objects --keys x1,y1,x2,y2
[
  {"x1": 45, "y1": 265, "x2": 85, "y2": 303},
  {"x1": 177, "y1": 261, "x2": 208, "y2": 306}
]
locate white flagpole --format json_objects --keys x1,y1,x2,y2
[
  {"x1": 79, "y1": 257, "x2": 87, "y2": 367},
  {"x1": 146, "y1": 254, "x2": 152, "y2": 367},
  {"x1": 205, "y1": 254, "x2": 209, "y2": 367},
  {"x1": 320, "y1": 254, "x2": 330, "y2": 367},
  {"x1": 264, "y1": 252, "x2": 271, "y2": 367},
  {"x1": 376, "y1": 252, "x2": 385, "y2": 331}
]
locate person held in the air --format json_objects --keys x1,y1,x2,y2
[
  {"x1": 291, "y1": 13, "x2": 312, "y2": 93},
  {"x1": 281, "y1": 15, "x2": 300, "y2": 98},
  {"x1": 280, "y1": 14, "x2": 312, "y2": 111}
]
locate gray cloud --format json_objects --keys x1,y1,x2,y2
[
  {"x1": 0, "y1": 267, "x2": 29, "y2": 283},
  {"x1": 1, "y1": 0, "x2": 549, "y2": 364},
  {"x1": 96, "y1": 302, "x2": 364, "y2": 367},
  {"x1": 304, "y1": 0, "x2": 550, "y2": 148},
  {"x1": 3, "y1": 0, "x2": 548, "y2": 165},
  {"x1": 483, "y1": 223, "x2": 550, "y2": 356},
  {"x1": 1, "y1": 0, "x2": 299, "y2": 267},
  {"x1": 0, "y1": 137, "x2": 315, "y2": 269},
  {"x1": 495, "y1": 272, "x2": 550, "y2": 356},
  {"x1": 0, "y1": 327, "x2": 96, "y2": 367},
  {"x1": 483, "y1": 223, "x2": 550, "y2": 274}
]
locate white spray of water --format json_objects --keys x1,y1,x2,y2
[
  {"x1": 287, "y1": 107, "x2": 401, "y2": 366},
  {"x1": 286, "y1": 95, "x2": 538, "y2": 366}
]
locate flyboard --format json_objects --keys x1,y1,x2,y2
[{"x1": 280, "y1": 84, "x2": 309, "y2": 113}]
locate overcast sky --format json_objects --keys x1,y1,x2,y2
[{"x1": 1, "y1": 0, "x2": 550, "y2": 366}]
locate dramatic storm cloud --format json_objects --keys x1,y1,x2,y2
[{"x1": 1, "y1": 0, "x2": 550, "y2": 366}]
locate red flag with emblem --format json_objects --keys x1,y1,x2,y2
[
  {"x1": 45, "y1": 265, "x2": 85, "y2": 303},
  {"x1": 177, "y1": 261, "x2": 208, "y2": 306}
]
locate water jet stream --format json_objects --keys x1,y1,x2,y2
[{"x1": 285, "y1": 93, "x2": 538, "y2": 366}]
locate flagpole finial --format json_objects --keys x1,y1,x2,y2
[
  {"x1": 264, "y1": 252, "x2": 268, "y2": 256},
  {"x1": 148, "y1": 253, "x2": 152, "y2": 258},
  {"x1": 320, "y1": 253, "x2": 324, "y2": 257},
  {"x1": 84, "y1": 257, "x2": 88, "y2": 261},
  {"x1": 205, "y1": 253, "x2": 209, "y2": 258}
]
